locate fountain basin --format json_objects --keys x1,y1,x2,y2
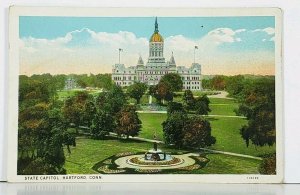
[{"x1": 127, "y1": 155, "x2": 184, "y2": 167}]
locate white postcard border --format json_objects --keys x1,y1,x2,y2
[{"x1": 8, "y1": 6, "x2": 283, "y2": 183}]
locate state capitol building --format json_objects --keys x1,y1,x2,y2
[{"x1": 112, "y1": 18, "x2": 202, "y2": 91}]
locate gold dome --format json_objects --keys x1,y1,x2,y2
[{"x1": 150, "y1": 32, "x2": 164, "y2": 42}]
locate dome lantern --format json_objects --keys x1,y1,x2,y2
[{"x1": 150, "y1": 17, "x2": 164, "y2": 42}]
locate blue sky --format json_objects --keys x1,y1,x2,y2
[
  {"x1": 20, "y1": 16, "x2": 274, "y2": 39},
  {"x1": 19, "y1": 16, "x2": 275, "y2": 75}
]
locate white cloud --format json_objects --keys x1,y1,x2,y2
[
  {"x1": 206, "y1": 28, "x2": 236, "y2": 44},
  {"x1": 253, "y1": 27, "x2": 275, "y2": 35},
  {"x1": 20, "y1": 27, "x2": 274, "y2": 75},
  {"x1": 235, "y1": 29, "x2": 246, "y2": 33}
]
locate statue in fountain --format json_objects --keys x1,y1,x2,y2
[
  {"x1": 149, "y1": 95, "x2": 152, "y2": 105},
  {"x1": 144, "y1": 130, "x2": 166, "y2": 161}
]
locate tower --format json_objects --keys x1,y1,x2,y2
[{"x1": 148, "y1": 17, "x2": 165, "y2": 64}]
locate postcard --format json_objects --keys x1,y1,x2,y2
[{"x1": 7, "y1": 6, "x2": 283, "y2": 183}]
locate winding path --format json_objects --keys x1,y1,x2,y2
[
  {"x1": 137, "y1": 111, "x2": 246, "y2": 119},
  {"x1": 108, "y1": 133, "x2": 262, "y2": 161}
]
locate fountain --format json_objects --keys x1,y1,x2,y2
[
  {"x1": 144, "y1": 142, "x2": 167, "y2": 161},
  {"x1": 149, "y1": 95, "x2": 152, "y2": 105},
  {"x1": 110, "y1": 131, "x2": 203, "y2": 171},
  {"x1": 142, "y1": 131, "x2": 171, "y2": 162}
]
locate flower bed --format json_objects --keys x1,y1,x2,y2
[
  {"x1": 129, "y1": 157, "x2": 181, "y2": 166},
  {"x1": 135, "y1": 169, "x2": 161, "y2": 173},
  {"x1": 98, "y1": 165, "x2": 126, "y2": 174},
  {"x1": 92, "y1": 152, "x2": 210, "y2": 174}
]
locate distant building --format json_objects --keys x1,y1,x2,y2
[
  {"x1": 112, "y1": 17, "x2": 202, "y2": 91},
  {"x1": 65, "y1": 77, "x2": 77, "y2": 90}
]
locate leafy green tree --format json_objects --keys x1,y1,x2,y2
[
  {"x1": 160, "y1": 73, "x2": 183, "y2": 92},
  {"x1": 95, "y1": 73, "x2": 113, "y2": 90},
  {"x1": 225, "y1": 75, "x2": 245, "y2": 97},
  {"x1": 194, "y1": 95, "x2": 211, "y2": 115},
  {"x1": 91, "y1": 111, "x2": 115, "y2": 139},
  {"x1": 259, "y1": 153, "x2": 276, "y2": 175},
  {"x1": 62, "y1": 91, "x2": 95, "y2": 129},
  {"x1": 83, "y1": 100, "x2": 97, "y2": 127},
  {"x1": 201, "y1": 79, "x2": 212, "y2": 90},
  {"x1": 19, "y1": 78, "x2": 53, "y2": 108},
  {"x1": 167, "y1": 102, "x2": 185, "y2": 116},
  {"x1": 148, "y1": 85, "x2": 162, "y2": 104},
  {"x1": 18, "y1": 102, "x2": 73, "y2": 175},
  {"x1": 211, "y1": 75, "x2": 227, "y2": 90},
  {"x1": 156, "y1": 82, "x2": 173, "y2": 104},
  {"x1": 182, "y1": 90, "x2": 195, "y2": 110},
  {"x1": 115, "y1": 105, "x2": 141, "y2": 138},
  {"x1": 127, "y1": 82, "x2": 147, "y2": 104},
  {"x1": 182, "y1": 116, "x2": 216, "y2": 148},
  {"x1": 162, "y1": 112, "x2": 186, "y2": 148},
  {"x1": 96, "y1": 84, "x2": 127, "y2": 114},
  {"x1": 238, "y1": 78, "x2": 276, "y2": 147}
]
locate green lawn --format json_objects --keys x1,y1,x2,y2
[
  {"x1": 209, "y1": 98, "x2": 236, "y2": 104},
  {"x1": 64, "y1": 138, "x2": 261, "y2": 174},
  {"x1": 138, "y1": 113, "x2": 167, "y2": 141},
  {"x1": 57, "y1": 89, "x2": 102, "y2": 101},
  {"x1": 191, "y1": 153, "x2": 260, "y2": 174},
  {"x1": 137, "y1": 101, "x2": 275, "y2": 157},
  {"x1": 63, "y1": 94, "x2": 274, "y2": 174},
  {"x1": 57, "y1": 90, "x2": 78, "y2": 100},
  {"x1": 205, "y1": 117, "x2": 275, "y2": 157},
  {"x1": 209, "y1": 98, "x2": 239, "y2": 116},
  {"x1": 64, "y1": 137, "x2": 184, "y2": 174}
]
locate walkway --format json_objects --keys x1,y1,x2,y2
[
  {"x1": 207, "y1": 91, "x2": 233, "y2": 99},
  {"x1": 137, "y1": 111, "x2": 246, "y2": 119},
  {"x1": 108, "y1": 133, "x2": 262, "y2": 161},
  {"x1": 198, "y1": 148, "x2": 262, "y2": 160}
]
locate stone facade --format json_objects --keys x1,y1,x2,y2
[
  {"x1": 65, "y1": 77, "x2": 77, "y2": 90},
  {"x1": 112, "y1": 18, "x2": 202, "y2": 91}
]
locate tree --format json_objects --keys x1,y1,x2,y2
[
  {"x1": 96, "y1": 84, "x2": 127, "y2": 115},
  {"x1": 167, "y1": 102, "x2": 185, "y2": 116},
  {"x1": 182, "y1": 90, "x2": 195, "y2": 110},
  {"x1": 91, "y1": 111, "x2": 115, "y2": 139},
  {"x1": 182, "y1": 116, "x2": 216, "y2": 148},
  {"x1": 156, "y1": 82, "x2": 173, "y2": 104},
  {"x1": 160, "y1": 73, "x2": 183, "y2": 92},
  {"x1": 194, "y1": 95, "x2": 211, "y2": 115},
  {"x1": 18, "y1": 102, "x2": 73, "y2": 175},
  {"x1": 62, "y1": 91, "x2": 94, "y2": 130},
  {"x1": 162, "y1": 112, "x2": 186, "y2": 148},
  {"x1": 201, "y1": 79, "x2": 212, "y2": 90},
  {"x1": 115, "y1": 105, "x2": 141, "y2": 138},
  {"x1": 211, "y1": 75, "x2": 227, "y2": 90},
  {"x1": 238, "y1": 78, "x2": 276, "y2": 147},
  {"x1": 259, "y1": 153, "x2": 276, "y2": 175},
  {"x1": 225, "y1": 75, "x2": 245, "y2": 97},
  {"x1": 83, "y1": 100, "x2": 97, "y2": 127},
  {"x1": 18, "y1": 75, "x2": 76, "y2": 175},
  {"x1": 127, "y1": 82, "x2": 147, "y2": 104}
]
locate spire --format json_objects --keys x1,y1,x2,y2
[
  {"x1": 169, "y1": 51, "x2": 176, "y2": 65},
  {"x1": 154, "y1": 17, "x2": 159, "y2": 33},
  {"x1": 137, "y1": 54, "x2": 144, "y2": 66}
]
